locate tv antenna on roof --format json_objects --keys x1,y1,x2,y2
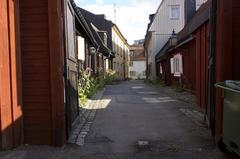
[{"x1": 114, "y1": 3, "x2": 116, "y2": 24}]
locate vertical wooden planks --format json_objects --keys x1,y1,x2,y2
[
  {"x1": 8, "y1": 0, "x2": 24, "y2": 147},
  {"x1": 48, "y1": 0, "x2": 65, "y2": 146},
  {"x1": 0, "y1": 0, "x2": 14, "y2": 148}
]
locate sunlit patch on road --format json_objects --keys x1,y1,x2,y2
[
  {"x1": 143, "y1": 97, "x2": 177, "y2": 103},
  {"x1": 131, "y1": 86, "x2": 145, "y2": 89},
  {"x1": 137, "y1": 91, "x2": 159, "y2": 95}
]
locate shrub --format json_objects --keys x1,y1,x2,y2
[
  {"x1": 104, "y1": 69, "x2": 117, "y2": 85},
  {"x1": 78, "y1": 68, "x2": 97, "y2": 106},
  {"x1": 78, "y1": 69, "x2": 117, "y2": 106}
]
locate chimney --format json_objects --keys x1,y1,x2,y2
[
  {"x1": 184, "y1": 0, "x2": 196, "y2": 24},
  {"x1": 149, "y1": 14, "x2": 155, "y2": 22},
  {"x1": 97, "y1": 14, "x2": 106, "y2": 20},
  {"x1": 98, "y1": 31, "x2": 108, "y2": 45}
]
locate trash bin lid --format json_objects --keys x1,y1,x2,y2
[
  {"x1": 225, "y1": 80, "x2": 240, "y2": 91},
  {"x1": 215, "y1": 80, "x2": 240, "y2": 94}
]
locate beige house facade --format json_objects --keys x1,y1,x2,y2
[{"x1": 112, "y1": 25, "x2": 130, "y2": 80}]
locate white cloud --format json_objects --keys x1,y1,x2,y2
[
  {"x1": 80, "y1": 1, "x2": 160, "y2": 44},
  {"x1": 96, "y1": 0, "x2": 103, "y2": 5}
]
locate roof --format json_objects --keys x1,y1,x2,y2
[
  {"x1": 70, "y1": 0, "x2": 98, "y2": 47},
  {"x1": 130, "y1": 44, "x2": 146, "y2": 61},
  {"x1": 79, "y1": 7, "x2": 114, "y2": 50},
  {"x1": 89, "y1": 23, "x2": 112, "y2": 57},
  {"x1": 71, "y1": 1, "x2": 113, "y2": 57},
  {"x1": 177, "y1": 0, "x2": 210, "y2": 43},
  {"x1": 112, "y1": 24, "x2": 129, "y2": 47},
  {"x1": 155, "y1": 0, "x2": 210, "y2": 60}
]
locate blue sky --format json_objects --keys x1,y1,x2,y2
[{"x1": 75, "y1": 0, "x2": 160, "y2": 44}]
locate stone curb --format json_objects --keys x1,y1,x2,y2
[{"x1": 68, "y1": 88, "x2": 105, "y2": 145}]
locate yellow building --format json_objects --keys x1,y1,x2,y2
[{"x1": 112, "y1": 24, "x2": 130, "y2": 80}]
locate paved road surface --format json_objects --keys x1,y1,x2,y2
[{"x1": 0, "y1": 81, "x2": 236, "y2": 159}]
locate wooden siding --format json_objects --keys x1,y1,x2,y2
[
  {"x1": 169, "y1": 40, "x2": 196, "y2": 92},
  {"x1": 0, "y1": 0, "x2": 23, "y2": 148},
  {"x1": 20, "y1": 0, "x2": 52, "y2": 145},
  {"x1": 19, "y1": 0, "x2": 65, "y2": 146},
  {"x1": 214, "y1": 0, "x2": 240, "y2": 140},
  {"x1": 195, "y1": 22, "x2": 209, "y2": 109}
]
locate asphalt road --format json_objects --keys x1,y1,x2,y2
[
  {"x1": 0, "y1": 81, "x2": 236, "y2": 159},
  {"x1": 75, "y1": 80, "x2": 233, "y2": 158}
]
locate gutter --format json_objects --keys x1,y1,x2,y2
[
  {"x1": 167, "y1": 36, "x2": 195, "y2": 53},
  {"x1": 208, "y1": 0, "x2": 217, "y2": 134}
]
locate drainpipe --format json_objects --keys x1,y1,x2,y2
[
  {"x1": 145, "y1": 48, "x2": 149, "y2": 80},
  {"x1": 61, "y1": 0, "x2": 70, "y2": 139},
  {"x1": 208, "y1": 0, "x2": 217, "y2": 135}
]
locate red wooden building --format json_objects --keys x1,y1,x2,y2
[
  {"x1": 0, "y1": 0, "x2": 23, "y2": 149},
  {"x1": 0, "y1": 0, "x2": 103, "y2": 148},
  {"x1": 156, "y1": 0, "x2": 240, "y2": 145},
  {"x1": 213, "y1": 0, "x2": 240, "y2": 142},
  {"x1": 156, "y1": 1, "x2": 210, "y2": 109}
]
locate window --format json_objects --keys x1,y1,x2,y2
[
  {"x1": 170, "y1": 53, "x2": 183, "y2": 77},
  {"x1": 130, "y1": 50, "x2": 135, "y2": 57},
  {"x1": 130, "y1": 61, "x2": 133, "y2": 66},
  {"x1": 142, "y1": 71, "x2": 146, "y2": 76},
  {"x1": 113, "y1": 62, "x2": 116, "y2": 70},
  {"x1": 160, "y1": 64, "x2": 163, "y2": 74},
  {"x1": 77, "y1": 36, "x2": 85, "y2": 61},
  {"x1": 130, "y1": 71, "x2": 136, "y2": 76},
  {"x1": 169, "y1": 5, "x2": 180, "y2": 19}
]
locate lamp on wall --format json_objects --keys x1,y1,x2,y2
[
  {"x1": 89, "y1": 46, "x2": 97, "y2": 55},
  {"x1": 169, "y1": 29, "x2": 178, "y2": 47}
]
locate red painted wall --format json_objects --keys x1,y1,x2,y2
[
  {"x1": 0, "y1": 0, "x2": 23, "y2": 149},
  {"x1": 214, "y1": 0, "x2": 240, "y2": 140},
  {"x1": 195, "y1": 22, "x2": 209, "y2": 109},
  {"x1": 19, "y1": 0, "x2": 65, "y2": 146},
  {"x1": 169, "y1": 40, "x2": 196, "y2": 92}
]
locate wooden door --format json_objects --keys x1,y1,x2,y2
[{"x1": 65, "y1": 2, "x2": 79, "y2": 136}]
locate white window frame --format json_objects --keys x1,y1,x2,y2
[
  {"x1": 160, "y1": 63, "x2": 163, "y2": 74},
  {"x1": 171, "y1": 53, "x2": 183, "y2": 77},
  {"x1": 169, "y1": 5, "x2": 180, "y2": 20},
  {"x1": 77, "y1": 36, "x2": 85, "y2": 61}
]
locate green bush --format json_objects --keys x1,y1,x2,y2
[
  {"x1": 78, "y1": 68, "x2": 98, "y2": 106},
  {"x1": 104, "y1": 69, "x2": 117, "y2": 85},
  {"x1": 78, "y1": 69, "x2": 117, "y2": 106}
]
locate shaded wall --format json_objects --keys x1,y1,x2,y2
[
  {"x1": 19, "y1": 0, "x2": 65, "y2": 146},
  {"x1": 195, "y1": 22, "x2": 209, "y2": 109},
  {"x1": 169, "y1": 40, "x2": 196, "y2": 92},
  {"x1": 214, "y1": 0, "x2": 240, "y2": 140}
]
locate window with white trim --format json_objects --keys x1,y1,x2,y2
[
  {"x1": 170, "y1": 53, "x2": 183, "y2": 77},
  {"x1": 160, "y1": 64, "x2": 163, "y2": 74},
  {"x1": 169, "y1": 5, "x2": 180, "y2": 19},
  {"x1": 77, "y1": 36, "x2": 85, "y2": 61}
]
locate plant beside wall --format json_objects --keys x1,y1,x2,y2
[
  {"x1": 78, "y1": 68, "x2": 97, "y2": 106},
  {"x1": 144, "y1": 77, "x2": 165, "y2": 86},
  {"x1": 104, "y1": 70, "x2": 117, "y2": 85},
  {"x1": 78, "y1": 69, "x2": 117, "y2": 106}
]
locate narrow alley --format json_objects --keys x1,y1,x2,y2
[
  {"x1": 0, "y1": 81, "x2": 235, "y2": 159},
  {"x1": 1, "y1": 0, "x2": 240, "y2": 158}
]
